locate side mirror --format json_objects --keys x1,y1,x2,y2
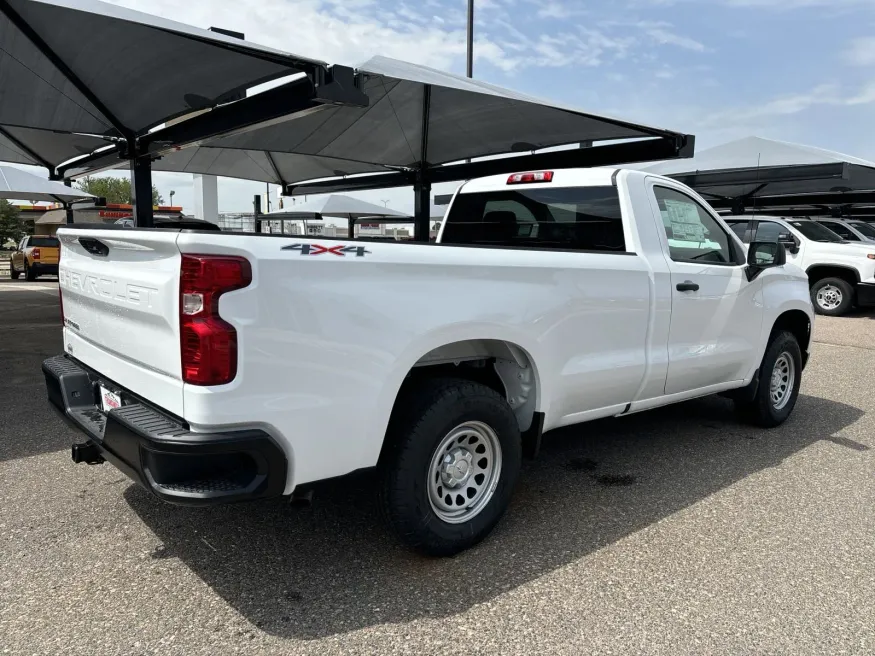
[
  {"x1": 746, "y1": 241, "x2": 786, "y2": 281},
  {"x1": 777, "y1": 232, "x2": 799, "y2": 254}
]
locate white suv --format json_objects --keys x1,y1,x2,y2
[{"x1": 725, "y1": 215, "x2": 875, "y2": 316}]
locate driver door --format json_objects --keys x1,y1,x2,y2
[
  {"x1": 12, "y1": 238, "x2": 26, "y2": 271},
  {"x1": 647, "y1": 182, "x2": 763, "y2": 395}
]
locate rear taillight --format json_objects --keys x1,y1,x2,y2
[
  {"x1": 32, "y1": 247, "x2": 41, "y2": 260},
  {"x1": 179, "y1": 254, "x2": 252, "y2": 386}
]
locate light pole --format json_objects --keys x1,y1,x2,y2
[
  {"x1": 169, "y1": 190, "x2": 175, "y2": 207},
  {"x1": 466, "y1": 0, "x2": 474, "y2": 78},
  {"x1": 381, "y1": 199, "x2": 390, "y2": 208}
]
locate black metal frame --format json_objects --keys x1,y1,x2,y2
[
  {"x1": 672, "y1": 162, "x2": 849, "y2": 195},
  {"x1": 710, "y1": 190, "x2": 875, "y2": 213},
  {"x1": 286, "y1": 134, "x2": 695, "y2": 197}
]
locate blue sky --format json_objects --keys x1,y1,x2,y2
[{"x1": 15, "y1": 0, "x2": 875, "y2": 213}]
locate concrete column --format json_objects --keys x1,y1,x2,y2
[{"x1": 193, "y1": 174, "x2": 219, "y2": 224}]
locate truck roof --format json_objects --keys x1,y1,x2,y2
[{"x1": 459, "y1": 167, "x2": 621, "y2": 194}]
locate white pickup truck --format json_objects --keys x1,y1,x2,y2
[
  {"x1": 723, "y1": 215, "x2": 875, "y2": 316},
  {"x1": 45, "y1": 168, "x2": 813, "y2": 555}
]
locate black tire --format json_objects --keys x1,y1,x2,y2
[
  {"x1": 379, "y1": 377, "x2": 522, "y2": 556},
  {"x1": 8, "y1": 259, "x2": 17, "y2": 280},
  {"x1": 736, "y1": 331, "x2": 802, "y2": 428},
  {"x1": 810, "y1": 277, "x2": 854, "y2": 316},
  {"x1": 25, "y1": 262, "x2": 36, "y2": 281}
]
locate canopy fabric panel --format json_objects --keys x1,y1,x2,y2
[
  {"x1": 0, "y1": 164, "x2": 93, "y2": 201},
  {"x1": 204, "y1": 55, "x2": 683, "y2": 183},
  {"x1": 0, "y1": 0, "x2": 325, "y2": 168},
  {"x1": 151, "y1": 147, "x2": 392, "y2": 185},
  {"x1": 0, "y1": 125, "x2": 110, "y2": 167},
  {"x1": 0, "y1": 130, "x2": 36, "y2": 165},
  {"x1": 265, "y1": 194, "x2": 408, "y2": 219},
  {"x1": 641, "y1": 136, "x2": 875, "y2": 199}
]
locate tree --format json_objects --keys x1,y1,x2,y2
[
  {"x1": 0, "y1": 199, "x2": 25, "y2": 248},
  {"x1": 77, "y1": 176, "x2": 164, "y2": 206}
]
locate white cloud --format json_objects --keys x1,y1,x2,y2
[
  {"x1": 845, "y1": 37, "x2": 875, "y2": 66},
  {"x1": 636, "y1": 21, "x2": 707, "y2": 52},
  {"x1": 535, "y1": 1, "x2": 588, "y2": 19},
  {"x1": 642, "y1": 0, "x2": 870, "y2": 7}
]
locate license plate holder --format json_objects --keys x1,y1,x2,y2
[{"x1": 99, "y1": 386, "x2": 122, "y2": 413}]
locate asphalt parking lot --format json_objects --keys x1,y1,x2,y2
[{"x1": 1, "y1": 279, "x2": 873, "y2": 655}]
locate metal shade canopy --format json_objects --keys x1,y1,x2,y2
[
  {"x1": 0, "y1": 164, "x2": 93, "y2": 202},
  {"x1": 206, "y1": 56, "x2": 691, "y2": 185},
  {"x1": 58, "y1": 54, "x2": 694, "y2": 237},
  {"x1": 0, "y1": 0, "x2": 326, "y2": 163},
  {"x1": 264, "y1": 194, "x2": 408, "y2": 220},
  {"x1": 641, "y1": 137, "x2": 875, "y2": 210}
]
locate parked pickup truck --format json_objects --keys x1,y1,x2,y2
[
  {"x1": 724, "y1": 215, "x2": 875, "y2": 316},
  {"x1": 44, "y1": 168, "x2": 813, "y2": 555}
]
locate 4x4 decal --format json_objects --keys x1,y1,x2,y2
[{"x1": 281, "y1": 243, "x2": 371, "y2": 257}]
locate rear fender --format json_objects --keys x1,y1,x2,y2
[{"x1": 360, "y1": 323, "x2": 546, "y2": 469}]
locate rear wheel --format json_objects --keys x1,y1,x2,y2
[
  {"x1": 24, "y1": 262, "x2": 36, "y2": 281},
  {"x1": 736, "y1": 330, "x2": 802, "y2": 427},
  {"x1": 811, "y1": 277, "x2": 853, "y2": 316},
  {"x1": 379, "y1": 378, "x2": 522, "y2": 556}
]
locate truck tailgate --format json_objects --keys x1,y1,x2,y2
[{"x1": 58, "y1": 229, "x2": 184, "y2": 416}]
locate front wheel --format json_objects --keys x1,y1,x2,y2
[
  {"x1": 8, "y1": 259, "x2": 17, "y2": 280},
  {"x1": 736, "y1": 331, "x2": 802, "y2": 427},
  {"x1": 811, "y1": 277, "x2": 853, "y2": 316},
  {"x1": 379, "y1": 378, "x2": 522, "y2": 556}
]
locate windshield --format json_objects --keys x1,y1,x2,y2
[
  {"x1": 848, "y1": 221, "x2": 875, "y2": 239},
  {"x1": 29, "y1": 237, "x2": 60, "y2": 248},
  {"x1": 788, "y1": 220, "x2": 844, "y2": 242}
]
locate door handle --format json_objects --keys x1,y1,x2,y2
[{"x1": 676, "y1": 281, "x2": 699, "y2": 292}]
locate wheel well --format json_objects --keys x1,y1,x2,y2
[
  {"x1": 401, "y1": 339, "x2": 539, "y2": 432},
  {"x1": 771, "y1": 310, "x2": 811, "y2": 365},
  {"x1": 806, "y1": 265, "x2": 859, "y2": 287}
]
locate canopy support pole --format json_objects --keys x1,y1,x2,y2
[
  {"x1": 414, "y1": 84, "x2": 432, "y2": 242},
  {"x1": 130, "y1": 157, "x2": 154, "y2": 228},
  {"x1": 63, "y1": 179, "x2": 74, "y2": 224},
  {"x1": 413, "y1": 178, "x2": 431, "y2": 242}
]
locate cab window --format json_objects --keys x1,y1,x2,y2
[
  {"x1": 653, "y1": 186, "x2": 739, "y2": 264},
  {"x1": 752, "y1": 221, "x2": 786, "y2": 242},
  {"x1": 816, "y1": 220, "x2": 858, "y2": 241},
  {"x1": 725, "y1": 220, "x2": 750, "y2": 242}
]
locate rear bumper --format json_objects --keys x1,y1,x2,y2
[
  {"x1": 42, "y1": 354, "x2": 287, "y2": 505},
  {"x1": 31, "y1": 262, "x2": 58, "y2": 275},
  {"x1": 856, "y1": 282, "x2": 875, "y2": 307}
]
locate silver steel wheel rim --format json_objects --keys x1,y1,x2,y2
[
  {"x1": 427, "y1": 421, "x2": 502, "y2": 524},
  {"x1": 770, "y1": 352, "x2": 795, "y2": 410},
  {"x1": 816, "y1": 284, "x2": 843, "y2": 310}
]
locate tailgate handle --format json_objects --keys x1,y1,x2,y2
[{"x1": 78, "y1": 237, "x2": 109, "y2": 257}]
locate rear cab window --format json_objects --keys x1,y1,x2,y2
[
  {"x1": 28, "y1": 237, "x2": 60, "y2": 248},
  {"x1": 441, "y1": 186, "x2": 626, "y2": 252}
]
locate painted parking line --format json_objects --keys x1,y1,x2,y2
[{"x1": 0, "y1": 283, "x2": 59, "y2": 292}]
